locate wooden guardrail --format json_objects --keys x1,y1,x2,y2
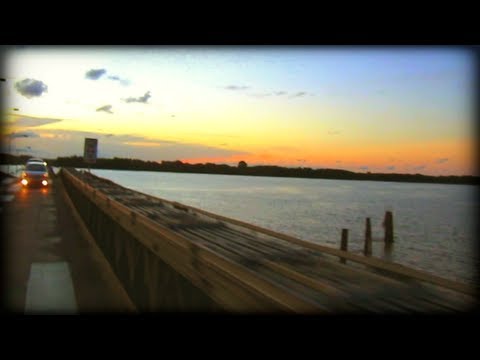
[{"x1": 60, "y1": 168, "x2": 319, "y2": 312}]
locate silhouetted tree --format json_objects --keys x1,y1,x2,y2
[{"x1": 238, "y1": 160, "x2": 248, "y2": 169}]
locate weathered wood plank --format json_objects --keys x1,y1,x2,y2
[
  {"x1": 181, "y1": 228, "x2": 326, "y2": 312},
  {"x1": 64, "y1": 169, "x2": 324, "y2": 311}
]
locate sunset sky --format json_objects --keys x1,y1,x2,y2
[{"x1": 1, "y1": 46, "x2": 476, "y2": 176}]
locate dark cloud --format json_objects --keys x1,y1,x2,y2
[
  {"x1": 96, "y1": 105, "x2": 113, "y2": 114},
  {"x1": 246, "y1": 90, "x2": 311, "y2": 99},
  {"x1": 107, "y1": 75, "x2": 130, "y2": 86},
  {"x1": 436, "y1": 158, "x2": 449, "y2": 164},
  {"x1": 386, "y1": 166, "x2": 395, "y2": 170},
  {"x1": 40, "y1": 129, "x2": 111, "y2": 138},
  {"x1": 8, "y1": 130, "x2": 40, "y2": 138},
  {"x1": 85, "y1": 68, "x2": 130, "y2": 84},
  {"x1": 85, "y1": 69, "x2": 107, "y2": 80},
  {"x1": 123, "y1": 91, "x2": 151, "y2": 104},
  {"x1": 290, "y1": 91, "x2": 307, "y2": 98},
  {"x1": 225, "y1": 85, "x2": 249, "y2": 91},
  {"x1": 105, "y1": 134, "x2": 176, "y2": 144},
  {"x1": 250, "y1": 93, "x2": 272, "y2": 98},
  {"x1": 14, "y1": 78, "x2": 48, "y2": 98},
  {"x1": 13, "y1": 116, "x2": 62, "y2": 128},
  {"x1": 359, "y1": 166, "x2": 369, "y2": 171},
  {"x1": 21, "y1": 128, "x2": 245, "y2": 161}
]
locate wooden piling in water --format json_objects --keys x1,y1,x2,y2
[
  {"x1": 383, "y1": 211, "x2": 394, "y2": 243},
  {"x1": 364, "y1": 217, "x2": 372, "y2": 256},
  {"x1": 340, "y1": 229, "x2": 348, "y2": 264}
]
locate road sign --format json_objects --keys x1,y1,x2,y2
[{"x1": 84, "y1": 138, "x2": 98, "y2": 164}]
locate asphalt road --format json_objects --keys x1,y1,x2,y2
[{"x1": 2, "y1": 173, "x2": 135, "y2": 314}]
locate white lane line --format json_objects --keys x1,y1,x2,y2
[
  {"x1": 1, "y1": 194, "x2": 15, "y2": 202},
  {"x1": 25, "y1": 262, "x2": 78, "y2": 314}
]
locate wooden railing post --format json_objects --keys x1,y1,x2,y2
[
  {"x1": 383, "y1": 211, "x2": 394, "y2": 243},
  {"x1": 364, "y1": 217, "x2": 372, "y2": 256},
  {"x1": 340, "y1": 229, "x2": 348, "y2": 264}
]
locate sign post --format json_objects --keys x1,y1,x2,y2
[{"x1": 83, "y1": 138, "x2": 98, "y2": 172}]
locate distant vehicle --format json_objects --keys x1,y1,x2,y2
[
  {"x1": 21, "y1": 161, "x2": 49, "y2": 188},
  {"x1": 26, "y1": 157, "x2": 47, "y2": 166}
]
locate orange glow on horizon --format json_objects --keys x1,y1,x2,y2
[
  {"x1": 123, "y1": 141, "x2": 163, "y2": 147},
  {"x1": 181, "y1": 137, "x2": 476, "y2": 176}
]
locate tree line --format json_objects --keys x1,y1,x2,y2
[{"x1": 1, "y1": 153, "x2": 478, "y2": 185}]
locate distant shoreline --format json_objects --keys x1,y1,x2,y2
[
  {"x1": 87, "y1": 167, "x2": 480, "y2": 186},
  {"x1": 1, "y1": 154, "x2": 478, "y2": 186}
]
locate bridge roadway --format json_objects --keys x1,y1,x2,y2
[{"x1": 1, "y1": 172, "x2": 135, "y2": 314}]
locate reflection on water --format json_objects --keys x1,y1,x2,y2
[{"x1": 89, "y1": 169, "x2": 477, "y2": 286}]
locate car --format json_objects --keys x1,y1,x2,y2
[
  {"x1": 26, "y1": 157, "x2": 47, "y2": 166},
  {"x1": 21, "y1": 161, "x2": 49, "y2": 188}
]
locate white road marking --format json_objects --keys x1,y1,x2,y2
[
  {"x1": 1, "y1": 194, "x2": 15, "y2": 202},
  {"x1": 25, "y1": 262, "x2": 78, "y2": 314}
]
